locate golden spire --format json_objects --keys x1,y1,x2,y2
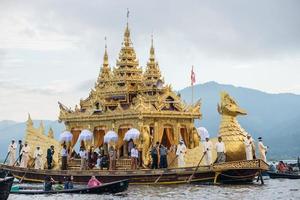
[
  {"x1": 103, "y1": 36, "x2": 109, "y2": 68},
  {"x1": 27, "y1": 113, "x2": 33, "y2": 127},
  {"x1": 96, "y1": 37, "x2": 111, "y2": 87},
  {"x1": 144, "y1": 35, "x2": 163, "y2": 87},
  {"x1": 149, "y1": 34, "x2": 155, "y2": 61}
]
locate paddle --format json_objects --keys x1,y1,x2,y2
[
  {"x1": 187, "y1": 151, "x2": 206, "y2": 183},
  {"x1": 3, "y1": 152, "x2": 10, "y2": 164},
  {"x1": 19, "y1": 158, "x2": 36, "y2": 183},
  {"x1": 12, "y1": 154, "x2": 22, "y2": 167},
  {"x1": 154, "y1": 155, "x2": 178, "y2": 184}
]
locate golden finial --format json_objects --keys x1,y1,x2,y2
[
  {"x1": 27, "y1": 113, "x2": 33, "y2": 126},
  {"x1": 103, "y1": 36, "x2": 109, "y2": 67},
  {"x1": 150, "y1": 34, "x2": 155, "y2": 60},
  {"x1": 123, "y1": 8, "x2": 131, "y2": 46},
  {"x1": 126, "y1": 8, "x2": 129, "y2": 24}
]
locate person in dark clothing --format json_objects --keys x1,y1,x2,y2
[
  {"x1": 151, "y1": 142, "x2": 159, "y2": 169},
  {"x1": 159, "y1": 144, "x2": 168, "y2": 168},
  {"x1": 47, "y1": 145, "x2": 55, "y2": 169},
  {"x1": 44, "y1": 176, "x2": 55, "y2": 191},
  {"x1": 18, "y1": 140, "x2": 23, "y2": 163},
  {"x1": 64, "y1": 176, "x2": 74, "y2": 189}
]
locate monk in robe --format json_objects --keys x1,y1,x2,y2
[
  {"x1": 20, "y1": 143, "x2": 30, "y2": 168},
  {"x1": 243, "y1": 135, "x2": 253, "y2": 160},
  {"x1": 34, "y1": 146, "x2": 43, "y2": 169},
  {"x1": 176, "y1": 140, "x2": 186, "y2": 168},
  {"x1": 7, "y1": 140, "x2": 17, "y2": 166}
]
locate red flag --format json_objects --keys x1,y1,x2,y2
[{"x1": 191, "y1": 66, "x2": 196, "y2": 86}]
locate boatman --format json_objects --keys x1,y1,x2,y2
[
  {"x1": 61, "y1": 144, "x2": 68, "y2": 170},
  {"x1": 7, "y1": 140, "x2": 17, "y2": 166},
  {"x1": 203, "y1": 137, "x2": 213, "y2": 165},
  {"x1": 47, "y1": 145, "x2": 55, "y2": 169},
  {"x1": 18, "y1": 140, "x2": 23, "y2": 163},
  {"x1": 243, "y1": 134, "x2": 253, "y2": 160},
  {"x1": 20, "y1": 143, "x2": 30, "y2": 168},
  {"x1": 79, "y1": 146, "x2": 87, "y2": 170},
  {"x1": 176, "y1": 140, "x2": 187, "y2": 167},
  {"x1": 215, "y1": 136, "x2": 226, "y2": 163},
  {"x1": 258, "y1": 137, "x2": 268, "y2": 162},
  {"x1": 34, "y1": 146, "x2": 43, "y2": 169}
]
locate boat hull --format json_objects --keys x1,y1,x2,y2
[
  {"x1": 267, "y1": 171, "x2": 300, "y2": 179},
  {"x1": 0, "y1": 177, "x2": 14, "y2": 200},
  {"x1": 0, "y1": 159, "x2": 269, "y2": 185},
  {"x1": 10, "y1": 179, "x2": 129, "y2": 195}
]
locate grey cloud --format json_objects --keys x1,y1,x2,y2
[{"x1": 11, "y1": 0, "x2": 298, "y2": 61}]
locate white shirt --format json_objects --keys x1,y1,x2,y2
[
  {"x1": 215, "y1": 142, "x2": 226, "y2": 153},
  {"x1": 203, "y1": 141, "x2": 213, "y2": 152},
  {"x1": 244, "y1": 138, "x2": 252, "y2": 149},
  {"x1": 8, "y1": 143, "x2": 17, "y2": 153},
  {"x1": 21, "y1": 146, "x2": 30, "y2": 155},
  {"x1": 131, "y1": 148, "x2": 139, "y2": 158},
  {"x1": 258, "y1": 141, "x2": 267, "y2": 153},
  {"x1": 176, "y1": 144, "x2": 187, "y2": 156},
  {"x1": 34, "y1": 149, "x2": 43, "y2": 158},
  {"x1": 61, "y1": 148, "x2": 68, "y2": 157},
  {"x1": 79, "y1": 150, "x2": 87, "y2": 159}
]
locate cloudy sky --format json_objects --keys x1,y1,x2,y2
[{"x1": 0, "y1": 0, "x2": 299, "y2": 121}]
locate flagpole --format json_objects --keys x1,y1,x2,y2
[
  {"x1": 191, "y1": 65, "x2": 195, "y2": 105},
  {"x1": 192, "y1": 83, "x2": 194, "y2": 105}
]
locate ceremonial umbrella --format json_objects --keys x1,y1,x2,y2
[
  {"x1": 104, "y1": 130, "x2": 118, "y2": 144},
  {"x1": 123, "y1": 128, "x2": 140, "y2": 141},
  {"x1": 197, "y1": 127, "x2": 210, "y2": 141},
  {"x1": 59, "y1": 131, "x2": 73, "y2": 143},
  {"x1": 78, "y1": 129, "x2": 93, "y2": 142}
]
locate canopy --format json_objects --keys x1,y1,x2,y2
[
  {"x1": 197, "y1": 127, "x2": 210, "y2": 141},
  {"x1": 78, "y1": 129, "x2": 93, "y2": 142},
  {"x1": 59, "y1": 131, "x2": 73, "y2": 143},
  {"x1": 104, "y1": 130, "x2": 118, "y2": 143},
  {"x1": 123, "y1": 128, "x2": 140, "y2": 141}
]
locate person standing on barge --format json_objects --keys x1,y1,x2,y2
[{"x1": 7, "y1": 140, "x2": 17, "y2": 166}]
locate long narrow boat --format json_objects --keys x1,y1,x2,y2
[
  {"x1": 0, "y1": 177, "x2": 14, "y2": 200},
  {"x1": 267, "y1": 171, "x2": 300, "y2": 179},
  {"x1": 0, "y1": 159, "x2": 268, "y2": 185},
  {"x1": 10, "y1": 179, "x2": 128, "y2": 195}
]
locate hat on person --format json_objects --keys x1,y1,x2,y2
[{"x1": 258, "y1": 137, "x2": 262, "y2": 140}]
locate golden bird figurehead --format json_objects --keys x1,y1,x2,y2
[{"x1": 217, "y1": 92, "x2": 247, "y2": 117}]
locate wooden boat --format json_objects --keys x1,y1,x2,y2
[
  {"x1": 0, "y1": 177, "x2": 14, "y2": 200},
  {"x1": 0, "y1": 159, "x2": 268, "y2": 185},
  {"x1": 267, "y1": 171, "x2": 300, "y2": 179},
  {"x1": 10, "y1": 179, "x2": 128, "y2": 195}
]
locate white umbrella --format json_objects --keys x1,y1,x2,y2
[
  {"x1": 78, "y1": 129, "x2": 93, "y2": 142},
  {"x1": 104, "y1": 130, "x2": 118, "y2": 143},
  {"x1": 59, "y1": 131, "x2": 73, "y2": 143},
  {"x1": 124, "y1": 128, "x2": 140, "y2": 141},
  {"x1": 197, "y1": 127, "x2": 210, "y2": 141}
]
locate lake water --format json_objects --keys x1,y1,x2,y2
[{"x1": 8, "y1": 178, "x2": 300, "y2": 200}]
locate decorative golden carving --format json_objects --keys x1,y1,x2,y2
[
  {"x1": 218, "y1": 92, "x2": 249, "y2": 161},
  {"x1": 24, "y1": 114, "x2": 61, "y2": 169}
]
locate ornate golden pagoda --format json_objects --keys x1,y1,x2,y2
[{"x1": 58, "y1": 22, "x2": 202, "y2": 165}]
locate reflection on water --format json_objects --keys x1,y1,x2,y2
[{"x1": 8, "y1": 178, "x2": 300, "y2": 200}]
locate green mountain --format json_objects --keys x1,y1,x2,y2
[{"x1": 0, "y1": 81, "x2": 299, "y2": 160}]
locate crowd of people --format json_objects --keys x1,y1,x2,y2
[{"x1": 6, "y1": 134, "x2": 269, "y2": 171}]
